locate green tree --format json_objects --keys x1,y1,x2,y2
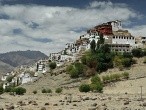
[
  {"x1": 96, "y1": 33, "x2": 104, "y2": 50},
  {"x1": 79, "y1": 84, "x2": 90, "y2": 92},
  {"x1": 132, "y1": 48, "x2": 143, "y2": 57},
  {"x1": 14, "y1": 87, "x2": 26, "y2": 95},
  {"x1": 49, "y1": 62, "x2": 57, "y2": 70},
  {"x1": 74, "y1": 62, "x2": 84, "y2": 75},
  {"x1": 100, "y1": 44, "x2": 110, "y2": 53},
  {"x1": 90, "y1": 39, "x2": 96, "y2": 52}
]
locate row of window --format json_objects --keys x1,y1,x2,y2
[
  {"x1": 110, "y1": 45, "x2": 129, "y2": 48},
  {"x1": 113, "y1": 36, "x2": 134, "y2": 39},
  {"x1": 142, "y1": 37, "x2": 146, "y2": 39},
  {"x1": 112, "y1": 49, "x2": 129, "y2": 52}
]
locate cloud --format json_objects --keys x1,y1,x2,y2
[
  {"x1": 0, "y1": 1, "x2": 143, "y2": 55},
  {"x1": 127, "y1": 25, "x2": 146, "y2": 37}
]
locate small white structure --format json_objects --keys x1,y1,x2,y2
[
  {"x1": 18, "y1": 73, "x2": 32, "y2": 84},
  {"x1": 3, "y1": 83, "x2": 10, "y2": 89},
  {"x1": 1, "y1": 73, "x2": 11, "y2": 81},
  {"x1": 111, "y1": 20, "x2": 122, "y2": 31},
  {"x1": 60, "y1": 55, "x2": 75, "y2": 62}
]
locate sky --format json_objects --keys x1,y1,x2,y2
[{"x1": 0, "y1": 0, "x2": 146, "y2": 55}]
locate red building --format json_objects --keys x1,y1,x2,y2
[{"x1": 87, "y1": 22, "x2": 113, "y2": 36}]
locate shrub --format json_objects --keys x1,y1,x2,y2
[
  {"x1": 0, "y1": 86, "x2": 3, "y2": 94},
  {"x1": 79, "y1": 84, "x2": 90, "y2": 92},
  {"x1": 91, "y1": 75, "x2": 101, "y2": 84},
  {"x1": 112, "y1": 74, "x2": 121, "y2": 81},
  {"x1": 89, "y1": 83, "x2": 103, "y2": 93},
  {"x1": 122, "y1": 72, "x2": 129, "y2": 79},
  {"x1": 102, "y1": 75, "x2": 110, "y2": 83},
  {"x1": 4, "y1": 86, "x2": 13, "y2": 92},
  {"x1": 132, "y1": 48, "x2": 143, "y2": 57},
  {"x1": 33, "y1": 90, "x2": 37, "y2": 94},
  {"x1": 95, "y1": 82, "x2": 103, "y2": 93},
  {"x1": 123, "y1": 52, "x2": 133, "y2": 58},
  {"x1": 49, "y1": 62, "x2": 57, "y2": 70},
  {"x1": 14, "y1": 87, "x2": 26, "y2": 95},
  {"x1": 55, "y1": 88, "x2": 62, "y2": 93},
  {"x1": 74, "y1": 62, "x2": 84, "y2": 75},
  {"x1": 46, "y1": 89, "x2": 52, "y2": 93},
  {"x1": 66, "y1": 65, "x2": 73, "y2": 74},
  {"x1": 81, "y1": 55, "x2": 87, "y2": 65},
  {"x1": 122, "y1": 58, "x2": 132, "y2": 67},
  {"x1": 70, "y1": 67, "x2": 79, "y2": 78},
  {"x1": 42, "y1": 89, "x2": 47, "y2": 93}
]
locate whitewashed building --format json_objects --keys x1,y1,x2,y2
[
  {"x1": 1, "y1": 73, "x2": 11, "y2": 81},
  {"x1": 111, "y1": 30, "x2": 135, "y2": 46},
  {"x1": 18, "y1": 73, "x2": 32, "y2": 84},
  {"x1": 111, "y1": 20, "x2": 122, "y2": 31}
]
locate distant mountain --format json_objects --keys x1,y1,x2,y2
[
  {"x1": 0, "y1": 60, "x2": 14, "y2": 73},
  {"x1": 0, "y1": 50, "x2": 48, "y2": 73}
]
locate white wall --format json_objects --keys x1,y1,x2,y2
[
  {"x1": 111, "y1": 21, "x2": 122, "y2": 31},
  {"x1": 112, "y1": 36, "x2": 135, "y2": 46}
]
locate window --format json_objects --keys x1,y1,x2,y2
[
  {"x1": 124, "y1": 37, "x2": 126, "y2": 39},
  {"x1": 142, "y1": 41, "x2": 145, "y2": 44},
  {"x1": 113, "y1": 36, "x2": 115, "y2": 39}
]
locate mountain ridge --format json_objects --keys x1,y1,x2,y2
[{"x1": 0, "y1": 50, "x2": 48, "y2": 74}]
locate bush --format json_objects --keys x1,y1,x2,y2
[
  {"x1": 79, "y1": 84, "x2": 90, "y2": 92},
  {"x1": 42, "y1": 89, "x2": 47, "y2": 93},
  {"x1": 74, "y1": 62, "x2": 84, "y2": 75},
  {"x1": 122, "y1": 58, "x2": 132, "y2": 67},
  {"x1": 0, "y1": 86, "x2": 3, "y2": 94},
  {"x1": 102, "y1": 75, "x2": 110, "y2": 83},
  {"x1": 95, "y1": 82, "x2": 103, "y2": 93},
  {"x1": 46, "y1": 89, "x2": 52, "y2": 93},
  {"x1": 70, "y1": 67, "x2": 79, "y2": 78},
  {"x1": 33, "y1": 90, "x2": 37, "y2": 94},
  {"x1": 91, "y1": 75, "x2": 101, "y2": 84},
  {"x1": 81, "y1": 55, "x2": 87, "y2": 65},
  {"x1": 89, "y1": 83, "x2": 103, "y2": 93},
  {"x1": 122, "y1": 72, "x2": 129, "y2": 79},
  {"x1": 14, "y1": 87, "x2": 26, "y2": 95},
  {"x1": 49, "y1": 62, "x2": 57, "y2": 70},
  {"x1": 112, "y1": 74, "x2": 121, "y2": 81},
  {"x1": 4, "y1": 86, "x2": 13, "y2": 92},
  {"x1": 55, "y1": 88, "x2": 62, "y2": 93},
  {"x1": 66, "y1": 65, "x2": 73, "y2": 74},
  {"x1": 132, "y1": 48, "x2": 143, "y2": 57}
]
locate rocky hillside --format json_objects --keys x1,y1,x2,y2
[{"x1": 0, "y1": 50, "x2": 48, "y2": 73}]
